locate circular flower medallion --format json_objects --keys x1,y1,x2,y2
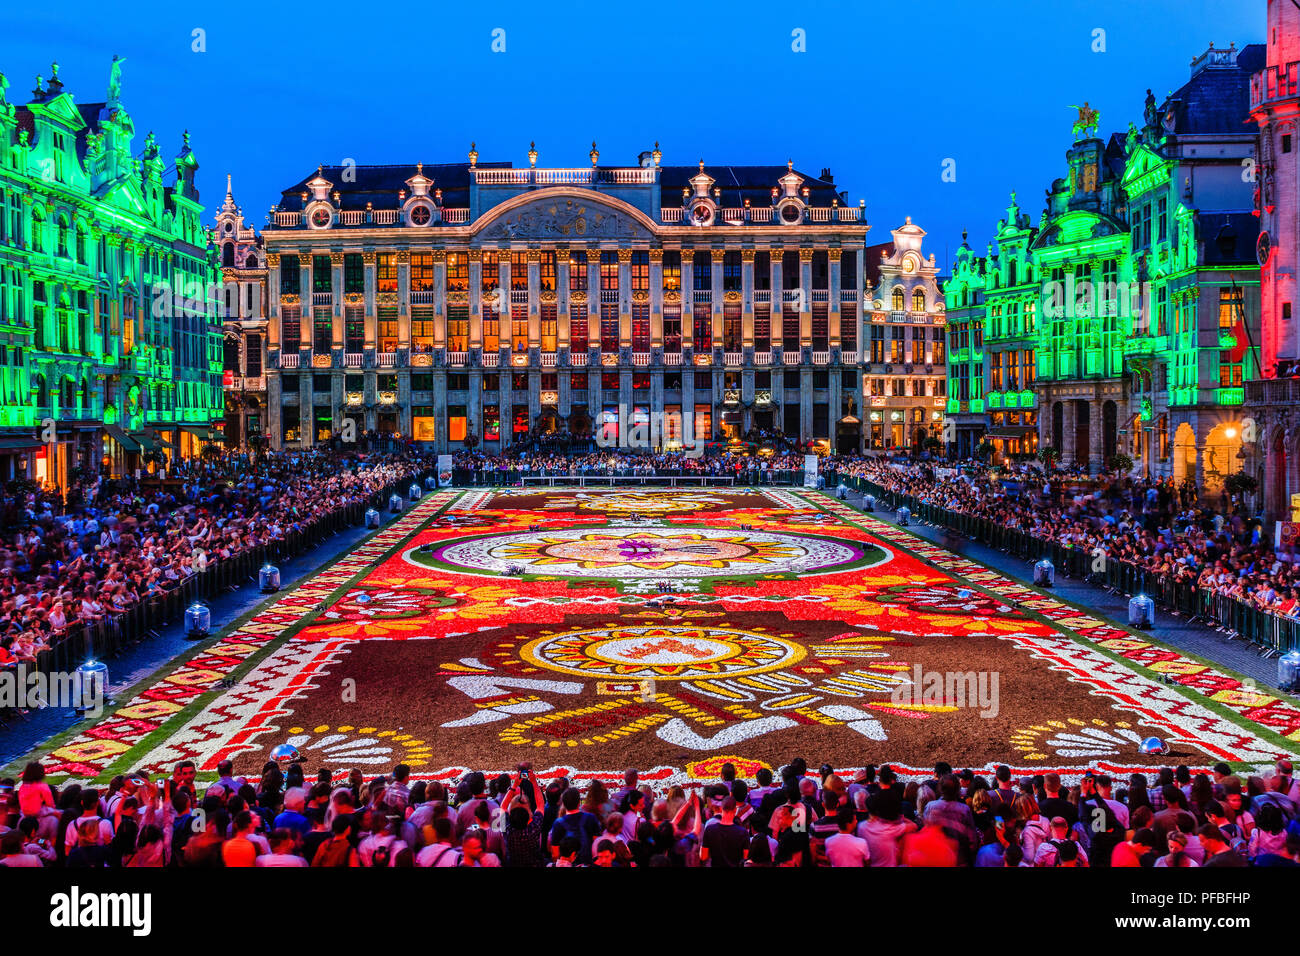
[
  {"x1": 519, "y1": 625, "x2": 805, "y2": 680},
  {"x1": 415, "y1": 525, "x2": 877, "y2": 579}
]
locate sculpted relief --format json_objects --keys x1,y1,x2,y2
[{"x1": 479, "y1": 196, "x2": 653, "y2": 241}]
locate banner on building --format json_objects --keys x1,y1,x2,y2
[
  {"x1": 1277, "y1": 521, "x2": 1300, "y2": 550},
  {"x1": 437, "y1": 454, "x2": 454, "y2": 487}
]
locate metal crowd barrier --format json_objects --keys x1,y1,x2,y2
[
  {"x1": 835, "y1": 474, "x2": 1298, "y2": 654},
  {"x1": 454, "y1": 468, "x2": 803, "y2": 488}
]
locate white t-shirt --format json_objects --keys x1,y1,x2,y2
[
  {"x1": 256, "y1": 853, "x2": 309, "y2": 866},
  {"x1": 825, "y1": 832, "x2": 871, "y2": 867},
  {"x1": 416, "y1": 843, "x2": 462, "y2": 867}
]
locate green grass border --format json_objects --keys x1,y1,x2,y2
[
  {"x1": 803, "y1": 490, "x2": 1300, "y2": 765},
  {"x1": 3, "y1": 493, "x2": 462, "y2": 781}
]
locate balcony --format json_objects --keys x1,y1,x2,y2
[
  {"x1": 540, "y1": 352, "x2": 557, "y2": 367},
  {"x1": 376, "y1": 351, "x2": 396, "y2": 368},
  {"x1": 410, "y1": 290, "x2": 436, "y2": 305},
  {"x1": 783, "y1": 351, "x2": 802, "y2": 366},
  {"x1": 1247, "y1": 377, "x2": 1300, "y2": 406},
  {"x1": 812, "y1": 351, "x2": 830, "y2": 365},
  {"x1": 374, "y1": 210, "x2": 399, "y2": 225},
  {"x1": 753, "y1": 351, "x2": 772, "y2": 365},
  {"x1": 842, "y1": 350, "x2": 860, "y2": 364},
  {"x1": 443, "y1": 208, "x2": 470, "y2": 223},
  {"x1": 311, "y1": 292, "x2": 333, "y2": 307},
  {"x1": 274, "y1": 212, "x2": 300, "y2": 227},
  {"x1": 279, "y1": 353, "x2": 299, "y2": 369},
  {"x1": 344, "y1": 352, "x2": 364, "y2": 368},
  {"x1": 632, "y1": 351, "x2": 650, "y2": 366},
  {"x1": 482, "y1": 351, "x2": 500, "y2": 368},
  {"x1": 447, "y1": 351, "x2": 468, "y2": 367},
  {"x1": 1251, "y1": 61, "x2": 1300, "y2": 110},
  {"x1": 663, "y1": 352, "x2": 682, "y2": 365},
  {"x1": 568, "y1": 351, "x2": 586, "y2": 367},
  {"x1": 724, "y1": 351, "x2": 743, "y2": 366}
]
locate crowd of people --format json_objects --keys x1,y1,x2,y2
[
  {"x1": 0, "y1": 448, "x2": 435, "y2": 671},
  {"x1": 4, "y1": 755, "x2": 1298, "y2": 868},
  {"x1": 452, "y1": 450, "x2": 808, "y2": 481},
  {"x1": 830, "y1": 455, "x2": 1300, "y2": 622}
]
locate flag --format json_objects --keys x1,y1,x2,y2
[{"x1": 1228, "y1": 315, "x2": 1249, "y2": 365}]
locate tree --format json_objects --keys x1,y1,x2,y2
[
  {"x1": 1038, "y1": 445, "x2": 1061, "y2": 468},
  {"x1": 1108, "y1": 452, "x2": 1134, "y2": 473}
]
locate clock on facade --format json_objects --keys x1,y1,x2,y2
[
  {"x1": 1257, "y1": 230, "x2": 1271, "y2": 266},
  {"x1": 310, "y1": 207, "x2": 331, "y2": 228}
]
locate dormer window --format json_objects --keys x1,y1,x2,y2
[{"x1": 409, "y1": 204, "x2": 432, "y2": 226}]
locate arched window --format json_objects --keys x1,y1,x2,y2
[
  {"x1": 912, "y1": 288, "x2": 926, "y2": 313},
  {"x1": 222, "y1": 243, "x2": 235, "y2": 268},
  {"x1": 245, "y1": 254, "x2": 257, "y2": 269},
  {"x1": 57, "y1": 217, "x2": 70, "y2": 257},
  {"x1": 891, "y1": 286, "x2": 905, "y2": 311},
  {"x1": 35, "y1": 375, "x2": 48, "y2": 410}
]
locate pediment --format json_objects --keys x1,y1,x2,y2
[{"x1": 476, "y1": 192, "x2": 656, "y2": 242}]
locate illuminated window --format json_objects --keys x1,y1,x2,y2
[
  {"x1": 892, "y1": 287, "x2": 905, "y2": 312},
  {"x1": 569, "y1": 251, "x2": 588, "y2": 292},
  {"x1": 445, "y1": 253, "x2": 468, "y2": 292},
  {"x1": 377, "y1": 254, "x2": 397, "y2": 292},
  {"x1": 911, "y1": 288, "x2": 925, "y2": 313},
  {"x1": 410, "y1": 254, "x2": 435, "y2": 292}
]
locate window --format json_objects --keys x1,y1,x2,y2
[
  {"x1": 911, "y1": 288, "x2": 925, "y2": 313},
  {"x1": 632, "y1": 251, "x2": 649, "y2": 293},
  {"x1": 541, "y1": 304, "x2": 558, "y2": 353},
  {"x1": 410, "y1": 254, "x2": 435, "y2": 292},
  {"x1": 811, "y1": 304, "x2": 828, "y2": 352},
  {"x1": 312, "y1": 255, "x2": 332, "y2": 292},
  {"x1": 724, "y1": 303, "x2": 742, "y2": 352},
  {"x1": 280, "y1": 306, "x2": 301, "y2": 351},
  {"x1": 378, "y1": 309, "x2": 398, "y2": 353},
  {"x1": 890, "y1": 326, "x2": 905, "y2": 363},
  {"x1": 511, "y1": 251, "x2": 528, "y2": 291},
  {"x1": 313, "y1": 309, "x2": 332, "y2": 353},
  {"x1": 892, "y1": 287, "x2": 905, "y2": 312},
  {"x1": 663, "y1": 306, "x2": 682, "y2": 353},
  {"x1": 601, "y1": 251, "x2": 619, "y2": 291},
  {"x1": 870, "y1": 326, "x2": 884, "y2": 363},
  {"x1": 569, "y1": 251, "x2": 588, "y2": 292},
  {"x1": 539, "y1": 251, "x2": 556, "y2": 291},
  {"x1": 377, "y1": 254, "x2": 397, "y2": 292},
  {"x1": 412, "y1": 311, "x2": 436, "y2": 352},
  {"x1": 692, "y1": 252, "x2": 711, "y2": 292},
  {"x1": 280, "y1": 255, "x2": 300, "y2": 295},
  {"x1": 512, "y1": 304, "x2": 528, "y2": 352},
  {"x1": 345, "y1": 308, "x2": 364, "y2": 353},
  {"x1": 723, "y1": 251, "x2": 742, "y2": 292},
  {"x1": 633, "y1": 304, "x2": 651, "y2": 352},
  {"x1": 753, "y1": 306, "x2": 770, "y2": 353},
  {"x1": 448, "y1": 305, "x2": 469, "y2": 351},
  {"x1": 343, "y1": 253, "x2": 364, "y2": 294},
  {"x1": 693, "y1": 302, "x2": 712, "y2": 350},
  {"x1": 445, "y1": 253, "x2": 468, "y2": 292}
]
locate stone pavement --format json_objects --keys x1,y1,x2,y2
[
  {"x1": 834, "y1": 487, "x2": 1291, "y2": 692},
  {"x1": 0, "y1": 494, "x2": 422, "y2": 767}
]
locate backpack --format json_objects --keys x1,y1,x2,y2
[
  {"x1": 370, "y1": 837, "x2": 393, "y2": 868},
  {"x1": 313, "y1": 837, "x2": 353, "y2": 867}
]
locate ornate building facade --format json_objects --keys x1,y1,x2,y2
[
  {"x1": 944, "y1": 42, "x2": 1262, "y2": 493},
  {"x1": 259, "y1": 148, "x2": 869, "y2": 453},
  {"x1": 942, "y1": 231, "x2": 986, "y2": 458},
  {"x1": 0, "y1": 59, "x2": 223, "y2": 488},
  {"x1": 1245, "y1": 0, "x2": 1300, "y2": 523},
  {"x1": 214, "y1": 175, "x2": 267, "y2": 447},
  {"x1": 862, "y1": 220, "x2": 947, "y2": 451}
]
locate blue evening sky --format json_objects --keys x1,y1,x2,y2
[{"x1": 0, "y1": 0, "x2": 1264, "y2": 271}]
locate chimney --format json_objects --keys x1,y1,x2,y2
[{"x1": 820, "y1": 167, "x2": 834, "y2": 183}]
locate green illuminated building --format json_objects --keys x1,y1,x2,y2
[
  {"x1": 944, "y1": 43, "x2": 1263, "y2": 491},
  {"x1": 0, "y1": 60, "x2": 222, "y2": 488},
  {"x1": 942, "y1": 231, "x2": 986, "y2": 456}
]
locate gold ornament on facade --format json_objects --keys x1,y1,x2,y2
[
  {"x1": 312, "y1": 353, "x2": 332, "y2": 368},
  {"x1": 379, "y1": 390, "x2": 397, "y2": 405},
  {"x1": 345, "y1": 391, "x2": 364, "y2": 407},
  {"x1": 648, "y1": 248, "x2": 664, "y2": 263},
  {"x1": 723, "y1": 290, "x2": 743, "y2": 303},
  {"x1": 343, "y1": 292, "x2": 365, "y2": 306},
  {"x1": 395, "y1": 251, "x2": 411, "y2": 264},
  {"x1": 467, "y1": 249, "x2": 483, "y2": 262},
  {"x1": 741, "y1": 249, "x2": 757, "y2": 262},
  {"x1": 411, "y1": 353, "x2": 433, "y2": 367},
  {"x1": 446, "y1": 290, "x2": 470, "y2": 305},
  {"x1": 798, "y1": 248, "x2": 814, "y2": 262},
  {"x1": 430, "y1": 250, "x2": 447, "y2": 263},
  {"x1": 526, "y1": 250, "x2": 542, "y2": 263},
  {"x1": 330, "y1": 252, "x2": 344, "y2": 265},
  {"x1": 267, "y1": 253, "x2": 280, "y2": 267},
  {"x1": 540, "y1": 290, "x2": 558, "y2": 304},
  {"x1": 570, "y1": 291, "x2": 588, "y2": 306},
  {"x1": 361, "y1": 252, "x2": 377, "y2": 264},
  {"x1": 631, "y1": 291, "x2": 650, "y2": 304},
  {"x1": 280, "y1": 293, "x2": 300, "y2": 306},
  {"x1": 663, "y1": 290, "x2": 681, "y2": 304},
  {"x1": 711, "y1": 249, "x2": 727, "y2": 262},
  {"x1": 377, "y1": 292, "x2": 399, "y2": 305},
  {"x1": 617, "y1": 248, "x2": 634, "y2": 263}
]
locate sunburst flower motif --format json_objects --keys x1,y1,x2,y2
[
  {"x1": 1009, "y1": 718, "x2": 1144, "y2": 761},
  {"x1": 282, "y1": 724, "x2": 433, "y2": 768},
  {"x1": 916, "y1": 613, "x2": 1037, "y2": 634}
]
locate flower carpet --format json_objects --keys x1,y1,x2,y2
[{"x1": 17, "y1": 487, "x2": 1297, "y2": 788}]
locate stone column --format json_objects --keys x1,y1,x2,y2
[
  {"x1": 396, "y1": 252, "x2": 411, "y2": 350},
  {"x1": 468, "y1": 250, "x2": 483, "y2": 350},
  {"x1": 432, "y1": 251, "x2": 446, "y2": 350},
  {"x1": 527, "y1": 250, "x2": 541, "y2": 349},
  {"x1": 266, "y1": 253, "x2": 281, "y2": 351},
  {"x1": 363, "y1": 252, "x2": 377, "y2": 350},
  {"x1": 618, "y1": 249, "x2": 633, "y2": 348},
  {"x1": 799, "y1": 248, "x2": 813, "y2": 347},
  {"x1": 711, "y1": 249, "x2": 725, "y2": 349},
  {"x1": 770, "y1": 250, "x2": 784, "y2": 351},
  {"x1": 650, "y1": 249, "x2": 664, "y2": 349},
  {"x1": 556, "y1": 247, "x2": 571, "y2": 352},
  {"x1": 829, "y1": 250, "x2": 842, "y2": 347},
  {"x1": 741, "y1": 249, "x2": 755, "y2": 349},
  {"x1": 499, "y1": 253, "x2": 513, "y2": 356}
]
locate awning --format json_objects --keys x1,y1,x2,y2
[
  {"x1": 180, "y1": 425, "x2": 221, "y2": 441},
  {"x1": 103, "y1": 424, "x2": 141, "y2": 453},
  {"x1": 0, "y1": 437, "x2": 43, "y2": 452},
  {"x1": 986, "y1": 426, "x2": 1037, "y2": 439},
  {"x1": 132, "y1": 431, "x2": 160, "y2": 453}
]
